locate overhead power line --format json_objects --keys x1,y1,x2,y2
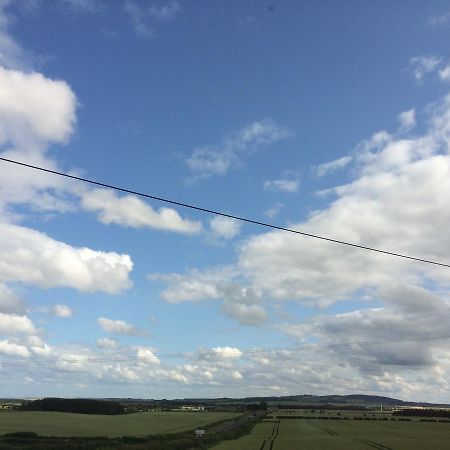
[
  {"x1": 1, "y1": 335, "x2": 449, "y2": 368},
  {"x1": 1, "y1": 157, "x2": 449, "y2": 268}
]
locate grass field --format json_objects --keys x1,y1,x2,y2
[
  {"x1": 0, "y1": 411, "x2": 239, "y2": 437},
  {"x1": 212, "y1": 417, "x2": 450, "y2": 450}
]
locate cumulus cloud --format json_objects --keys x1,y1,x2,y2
[
  {"x1": 81, "y1": 189, "x2": 202, "y2": 234},
  {"x1": 0, "y1": 63, "x2": 139, "y2": 302},
  {"x1": 219, "y1": 284, "x2": 267, "y2": 326},
  {"x1": 0, "y1": 67, "x2": 76, "y2": 147},
  {"x1": 201, "y1": 346, "x2": 242, "y2": 360},
  {"x1": 239, "y1": 95, "x2": 450, "y2": 304},
  {"x1": 409, "y1": 55, "x2": 441, "y2": 82},
  {"x1": 221, "y1": 301, "x2": 268, "y2": 326},
  {"x1": 231, "y1": 370, "x2": 243, "y2": 380},
  {"x1": 149, "y1": 267, "x2": 234, "y2": 303},
  {"x1": 0, "y1": 221, "x2": 133, "y2": 293},
  {"x1": 151, "y1": 269, "x2": 267, "y2": 326},
  {"x1": 279, "y1": 285, "x2": 450, "y2": 372},
  {"x1": 97, "y1": 317, "x2": 145, "y2": 336},
  {"x1": 0, "y1": 312, "x2": 36, "y2": 335},
  {"x1": 185, "y1": 120, "x2": 292, "y2": 180},
  {"x1": 0, "y1": 339, "x2": 29, "y2": 357},
  {"x1": 0, "y1": 66, "x2": 77, "y2": 215},
  {"x1": 136, "y1": 347, "x2": 160, "y2": 365},
  {"x1": 96, "y1": 337, "x2": 117, "y2": 349},
  {"x1": 50, "y1": 304, "x2": 73, "y2": 318},
  {"x1": 0, "y1": 284, "x2": 25, "y2": 314},
  {"x1": 152, "y1": 90, "x2": 450, "y2": 395},
  {"x1": 209, "y1": 216, "x2": 241, "y2": 239}
]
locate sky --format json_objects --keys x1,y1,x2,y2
[{"x1": 1, "y1": 0, "x2": 450, "y2": 402}]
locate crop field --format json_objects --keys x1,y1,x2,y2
[
  {"x1": 212, "y1": 416, "x2": 450, "y2": 450},
  {"x1": 0, "y1": 411, "x2": 239, "y2": 437}
]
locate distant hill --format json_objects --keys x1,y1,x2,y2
[
  {"x1": 11, "y1": 394, "x2": 450, "y2": 410},
  {"x1": 131, "y1": 394, "x2": 450, "y2": 409},
  {"x1": 223, "y1": 394, "x2": 450, "y2": 408}
]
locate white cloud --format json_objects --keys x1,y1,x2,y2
[
  {"x1": 0, "y1": 1, "x2": 33, "y2": 70},
  {"x1": 208, "y1": 346, "x2": 242, "y2": 360},
  {"x1": 209, "y1": 216, "x2": 241, "y2": 239},
  {"x1": 0, "y1": 67, "x2": 76, "y2": 146},
  {"x1": 219, "y1": 284, "x2": 267, "y2": 326},
  {"x1": 409, "y1": 55, "x2": 441, "y2": 82},
  {"x1": 0, "y1": 284, "x2": 25, "y2": 314},
  {"x1": 124, "y1": 0, "x2": 180, "y2": 38},
  {"x1": 278, "y1": 284, "x2": 450, "y2": 372},
  {"x1": 315, "y1": 155, "x2": 352, "y2": 178},
  {"x1": 425, "y1": 11, "x2": 450, "y2": 27},
  {"x1": 264, "y1": 202, "x2": 283, "y2": 219},
  {"x1": 50, "y1": 304, "x2": 73, "y2": 318},
  {"x1": 439, "y1": 65, "x2": 450, "y2": 82},
  {"x1": 136, "y1": 347, "x2": 160, "y2": 365},
  {"x1": 96, "y1": 337, "x2": 117, "y2": 349},
  {"x1": 0, "y1": 221, "x2": 133, "y2": 293},
  {"x1": 97, "y1": 317, "x2": 145, "y2": 336},
  {"x1": 0, "y1": 66, "x2": 77, "y2": 216},
  {"x1": 0, "y1": 312, "x2": 36, "y2": 335},
  {"x1": 147, "y1": 1, "x2": 179, "y2": 21},
  {"x1": 264, "y1": 176, "x2": 300, "y2": 193},
  {"x1": 155, "y1": 91, "x2": 450, "y2": 394},
  {"x1": 0, "y1": 339, "x2": 29, "y2": 357},
  {"x1": 124, "y1": 0, "x2": 155, "y2": 38},
  {"x1": 239, "y1": 95, "x2": 450, "y2": 305},
  {"x1": 0, "y1": 66, "x2": 136, "y2": 299},
  {"x1": 149, "y1": 267, "x2": 234, "y2": 303},
  {"x1": 221, "y1": 301, "x2": 268, "y2": 326},
  {"x1": 185, "y1": 120, "x2": 292, "y2": 180},
  {"x1": 81, "y1": 188, "x2": 202, "y2": 234},
  {"x1": 152, "y1": 269, "x2": 268, "y2": 326},
  {"x1": 231, "y1": 370, "x2": 243, "y2": 380},
  {"x1": 397, "y1": 109, "x2": 416, "y2": 132}
]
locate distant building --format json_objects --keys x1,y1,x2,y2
[
  {"x1": 180, "y1": 405, "x2": 205, "y2": 411},
  {"x1": 395, "y1": 405, "x2": 450, "y2": 411}
]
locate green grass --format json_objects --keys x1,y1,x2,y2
[
  {"x1": 0, "y1": 411, "x2": 239, "y2": 437},
  {"x1": 212, "y1": 417, "x2": 450, "y2": 450},
  {"x1": 212, "y1": 422, "x2": 274, "y2": 449}
]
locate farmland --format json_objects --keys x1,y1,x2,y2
[
  {"x1": 0, "y1": 410, "x2": 240, "y2": 437},
  {"x1": 212, "y1": 413, "x2": 450, "y2": 450}
]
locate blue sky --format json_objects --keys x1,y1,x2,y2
[{"x1": 1, "y1": 0, "x2": 450, "y2": 401}]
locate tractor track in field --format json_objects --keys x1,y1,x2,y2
[
  {"x1": 308, "y1": 420, "x2": 339, "y2": 436},
  {"x1": 259, "y1": 423, "x2": 280, "y2": 449},
  {"x1": 356, "y1": 438, "x2": 394, "y2": 450}
]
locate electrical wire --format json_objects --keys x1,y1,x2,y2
[
  {"x1": 1, "y1": 335, "x2": 449, "y2": 368},
  {"x1": 0, "y1": 157, "x2": 449, "y2": 268}
]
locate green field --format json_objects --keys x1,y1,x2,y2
[
  {"x1": 0, "y1": 411, "x2": 239, "y2": 437},
  {"x1": 212, "y1": 418, "x2": 450, "y2": 450}
]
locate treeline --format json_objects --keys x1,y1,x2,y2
[
  {"x1": 393, "y1": 409, "x2": 450, "y2": 418},
  {"x1": 277, "y1": 404, "x2": 368, "y2": 411},
  {"x1": 20, "y1": 398, "x2": 124, "y2": 415}
]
